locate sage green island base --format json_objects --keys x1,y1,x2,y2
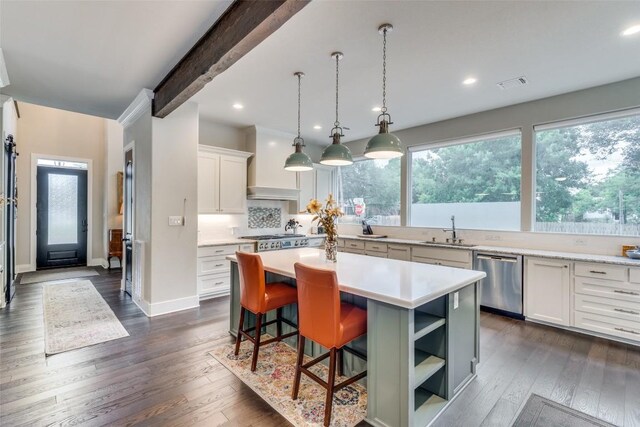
[{"x1": 227, "y1": 248, "x2": 484, "y2": 427}]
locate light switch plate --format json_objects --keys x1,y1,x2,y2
[
  {"x1": 169, "y1": 216, "x2": 183, "y2": 226},
  {"x1": 453, "y1": 291, "x2": 459, "y2": 309}
]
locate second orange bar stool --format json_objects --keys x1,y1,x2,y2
[
  {"x1": 292, "y1": 262, "x2": 367, "y2": 427},
  {"x1": 234, "y1": 252, "x2": 298, "y2": 371}
]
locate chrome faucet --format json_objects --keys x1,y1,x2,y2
[{"x1": 443, "y1": 215, "x2": 458, "y2": 243}]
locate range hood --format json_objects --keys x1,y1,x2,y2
[{"x1": 246, "y1": 126, "x2": 301, "y2": 201}]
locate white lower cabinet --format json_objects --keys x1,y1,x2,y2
[
  {"x1": 387, "y1": 244, "x2": 411, "y2": 261},
  {"x1": 573, "y1": 262, "x2": 640, "y2": 342},
  {"x1": 524, "y1": 257, "x2": 571, "y2": 326},
  {"x1": 197, "y1": 243, "x2": 254, "y2": 300}
]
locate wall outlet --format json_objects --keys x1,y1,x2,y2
[
  {"x1": 169, "y1": 216, "x2": 184, "y2": 226},
  {"x1": 574, "y1": 238, "x2": 587, "y2": 246}
]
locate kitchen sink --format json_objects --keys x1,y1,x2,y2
[{"x1": 421, "y1": 241, "x2": 476, "y2": 248}]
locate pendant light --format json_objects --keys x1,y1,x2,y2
[
  {"x1": 284, "y1": 72, "x2": 314, "y2": 172},
  {"x1": 320, "y1": 52, "x2": 353, "y2": 166},
  {"x1": 364, "y1": 23, "x2": 404, "y2": 159}
]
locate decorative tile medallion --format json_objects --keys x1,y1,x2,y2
[{"x1": 248, "y1": 207, "x2": 281, "y2": 229}]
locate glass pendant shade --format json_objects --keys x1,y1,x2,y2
[
  {"x1": 284, "y1": 142, "x2": 313, "y2": 171},
  {"x1": 364, "y1": 120, "x2": 403, "y2": 159},
  {"x1": 320, "y1": 132, "x2": 353, "y2": 166}
]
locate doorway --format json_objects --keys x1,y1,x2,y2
[
  {"x1": 36, "y1": 163, "x2": 88, "y2": 269},
  {"x1": 123, "y1": 147, "x2": 134, "y2": 296}
]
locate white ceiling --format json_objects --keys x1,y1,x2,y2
[
  {"x1": 192, "y1": 0, "x2": 640, "y2": 145},
  {"x1": 1, "y1": 1, "x2": 639, "y2": 137},
  {"x1": 0, "y1": 0, "x2": 232, "y2": 118}
]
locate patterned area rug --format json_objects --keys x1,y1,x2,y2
[
  {"x1": 513, "y1": 394, "x2": 616, "y2": 427},
  {"x1": 21, "y1": 267, "x2": 99, "y2": 284},
  {"x1": 209, "y1": 338, "x2": 367, "y2": 427},
  {"x1": 43, "y1": 280, "x2": 129, "y2": 355}
]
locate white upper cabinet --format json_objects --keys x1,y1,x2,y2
[
  {"x1": 197, "y1": 145, "x2": 252, "y2": 214},
  {"x1": 524, "y1": 257, "x2": 571, "y2": 326},
  {"x1": 292, "y1": 163, "x2": 334, "y2": 213}
]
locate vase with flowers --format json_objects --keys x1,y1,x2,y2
[{"x1": 305, "y1": 194, "x2": 343, "y2": 262}]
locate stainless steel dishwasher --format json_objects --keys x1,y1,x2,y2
[{"x1": 473, "y1": 252, "x2": 523, "y2": 319}]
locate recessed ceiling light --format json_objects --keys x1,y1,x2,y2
[
  {"x1": 462, "y1": 77, "x2": 477, "y2": 85},
  {"x1": 313, "y1": 125, "x2": 322, "y2": 130},
  {"x1": 232, "y1": 103, "x2": 244, "y2": 110},
  {"x1": 622, "y1": 24, "x2": 640, "y2": 36},
  {"x1": 372, "y1": 106, "x2": 382, "y2": 112}
]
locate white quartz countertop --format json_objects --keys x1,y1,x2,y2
[
  {"x1": 338, "y1": 235, "x2": 640, "y2": 267},
  {"x1": 227, "y1": 248, "x2": 486, "y2": 309}
]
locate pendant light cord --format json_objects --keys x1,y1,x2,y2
[
  {"x1": 335, "y1": 54, "x2": 340, "y2": 128},
  {"x1": 297, "y1": 73, "x2": 301, "y2": 139},
  {"x1": 382, "y1": 27, "x2": 387, "y2": 114}
]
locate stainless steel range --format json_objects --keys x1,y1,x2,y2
[{"x1": 240, "y1": 234, "x2": 310, "y2": 252}]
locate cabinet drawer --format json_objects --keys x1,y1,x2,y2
[
  {"x1": 411, "y1": 246, "x2": 471, "y2": 264},
  {"x1": 388, "y1": 245, "x2": 411, "y2": 261},
  {"x1": 411, "y1": 256, "x2": 468, "y2": 269},
  {"x1": 630, "y1": 268, "x2": 640, "y2": 284},
  {"x1": 308, "y1": 238, "x2": 324, "y2": 248},
  {"x1": 337, "y1": 239, "x2": 346, "y2": 248},
  {"x1": 343, "y1": 248, "x2": 365, "y2": 255},
  {"x1": 198, "y1": 274, "x2": 230, "y2": 296},
  {"x1": 574, "y1": 293, "x2": 640, "y2": 324},
  {"x1": 364, "y1": 242, "x2": 387, "y2": 253},
  {"x1": 575, "y1": 276, "x2": 640, "y2": 303},
  {"x1": 197, "y1": 256, "x2": 229, "y2": 276},
  {"x1": 575, "y1": 263, "x2": 627, "y2": 282},
  {"x1": 198, "y1": 245, "x2": 237, "y2": 257},
  {"x1": 344, "y1": 240, "x2": 365, "y2": 250},
  {"x1": 365, "y1": 251, "x2": 388, "y2": 258},
  {"x1": 574, "y1": 310, "x2": 640, "y2": 342}
]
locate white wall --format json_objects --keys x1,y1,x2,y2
[
  {"x1": 150, "y1": 102, "x2": 198, "y2": 305},
  {"x1": 199, "y1": 119, "x2": 246, "y2": 151},
  {"x1": 104, "y1": 119, "x2": 123, "y2": 267},
  {"x1": 342, "y1": 76, "x2": 640, "y2": 256},
  {"x1": 15, "y1": 102, "x2": 107, "y2": 270}
]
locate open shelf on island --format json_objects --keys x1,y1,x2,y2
[
  {"x1": 414, "y1": 312, "x2": 446, "y2": 340},
  {"x1": 414, "y1": 349, "x2": 445, "y2": 388},
  {"x1": 414, "y1": 388, "x2": 447, "y2": 427}
]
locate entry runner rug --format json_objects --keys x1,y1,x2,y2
[
  {"x1": 43, "y1": 279, "x2": 129, "y2": 355},
  {"x1": 209, "y1": 338, "x2": 367, "y2": 427},
  {"x1": 21, "y1": 267, "x2": 99, "y2": 284},
  {"x1": 513, "y1": 394, "x2": 616, "y2": 427}
]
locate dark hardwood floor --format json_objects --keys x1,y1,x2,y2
[{"x1": 1, "y1": 268, "x2": 638, "y2": 426}]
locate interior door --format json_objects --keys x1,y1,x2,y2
[
  {"x1": 123, "y1": 150, "x2": 133, "y2": 296},
  {"x1": 36, "y1": 166, "x2": 88, "y2": 269}
]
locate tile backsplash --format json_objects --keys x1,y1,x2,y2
[{"x1": 248, "y1": 207, "x2": 281, "y2": 229}]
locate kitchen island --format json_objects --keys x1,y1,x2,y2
[{"x1": 227, "y1": 248, "x2": 486, "y2": 427}]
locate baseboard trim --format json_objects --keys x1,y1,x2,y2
[
  {"x1": 133, "y1": 296, "x2": 151, "y2": 317},
  {"x1": 16, "y1": 264, "x2": 34, "y2": 274},
  {"x1": 89, "y1": 258, "x2": 108, "y2": 269},
  {"x1": 143, "y1": 295, "x2": 200, "y2": 317}
]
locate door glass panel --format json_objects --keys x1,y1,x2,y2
[{"x1": 48, "y1": 174, "x2": 78, "y2": 244}]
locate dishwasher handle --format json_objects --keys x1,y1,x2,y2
[{"x1": 476, "y1": 254, "x2": 518, "y2": 263}]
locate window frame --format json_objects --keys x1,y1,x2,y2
[
  {"x1": 532, "y1": 107, "x2": 640, "y2": 236},
  {"x1": 407, "y1": 129, "x2": 523, "y2": 229}
]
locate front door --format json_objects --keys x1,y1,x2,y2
[
  {"x1": 36, "y1": 166, "x2": 88, "y2": 269},
  {"x1": 123, "y1": 150, "x2": 134, "y2": 296}
]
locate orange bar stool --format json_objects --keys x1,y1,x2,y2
[
  {"x1": 292, "y1": 262, "x2": 367, "y2": 427},
  {"x1": 234, "y1": 252, "x2": 298, "y2": 372}
]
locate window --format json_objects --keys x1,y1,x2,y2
[
  {"x1": 338, "y1": 158, "x2": 401, "y2": 225},
  {"x1": 535, "y1": 111, "x2": 640, "y2": 236},
  {"x1": 410, "y1": 131, "x2": 522, "y2": 230}
]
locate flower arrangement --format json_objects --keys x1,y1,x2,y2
[{"x1": 305, "y1": 194, "x2": 343, "y2": 261}]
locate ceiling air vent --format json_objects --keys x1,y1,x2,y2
[{"x1": 497, "y1": 76, "x2": 528, "y2": 90}]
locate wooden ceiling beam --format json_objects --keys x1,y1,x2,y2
[{"x1": 152, "y1": 0, "x2": 310, "y2": 118}]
